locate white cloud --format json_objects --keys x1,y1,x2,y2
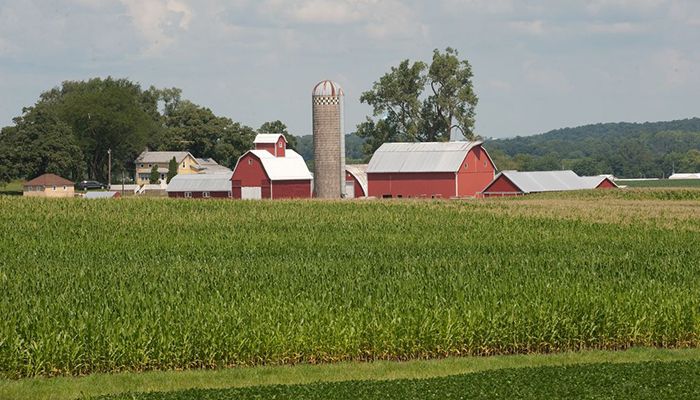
[{"x1": 118, "y1": 0, "x2": 193, "y2": 54}]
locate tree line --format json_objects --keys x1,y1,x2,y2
[{"x1": 0, "y1": 77, "x2": 296, "y2": 184}]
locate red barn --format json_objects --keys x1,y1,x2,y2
[
  {"x1": 367, "y1": 141, "x2": 496, "y2": 198},
  {"x1": 167, "y1": 172, "x2": 233, "y2": 199},
  {"x1": 481, "y1": 170, "x2": 618, "y2": 197},
  {"x1": 345, "y1": 164, "x2": 368, "y2": 198},
  {"x1": 231, "y1": 134, "x2": 313, "y2": 199}
]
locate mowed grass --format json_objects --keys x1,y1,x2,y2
[
  {"x1": 94, "y1": 360, "x2": 700, "y2": 400},
  {"x1": 0, "y1": 190, "x2": 699, "y2": 379}
]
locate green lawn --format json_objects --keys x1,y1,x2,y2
[
  {"x1": 1, "y1": 348, "x2": 699, "y2": 400},
  {"x1": 616, "y1": 179, "x2": 700, "y2": 188},
  {"x1": 94, "y1": 360, "x2": 700, "y2": 400},
  {"x1": 0, "y1": 179, "x2": 23, "y2": 195}
]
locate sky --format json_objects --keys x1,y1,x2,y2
[{"x1": 0, "y1": 0, "x2": 698, "y2": 139}]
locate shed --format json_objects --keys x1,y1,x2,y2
[
  {"x1": 345, "y1": 164, "x2": 368, "y2": 198},
  {"x1": 167, "y1": 172, "x2": 234, "y2": 199},
  {"x1": 231, "y1": 134, "x2": 312, "y2": 200},
  {"x1": 367, "y1": 141, "x2": 496, "y2": 198},
  {"x1": 84, "y1": 191, "x2": 121, "y2": 199},
  {"x1": 23, "y1": 174, "x2": 75, "y2": 198},
  {"x1": 482, "y1": 170, "x2": 617, "y2": 197}
]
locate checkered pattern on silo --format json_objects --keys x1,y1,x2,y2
[{"x1": 313, "y1": 90, "x2": 345, "y2": 199}]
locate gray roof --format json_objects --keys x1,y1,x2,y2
[
  {"x1": 346, "y1": 164, "x2": 368, "y2": 195},
  {"x1": 195, "y1": 158, "x2": 232, "y2": 174},
  {"x1": 367, "y1": 141, "x2": 487, "y2": 173},
  {"x1": 489, "y1": 170, "x2": 605, "y2": 194},
  {"x1": 166, "y1": 172, "x2": 233, "y2": 193},
  {"x1": 84, "y1": 191, "x2": 119, "y2": 199},
  {"x1": 136, "y1": 151, "x2": 192, "y2": 164}
]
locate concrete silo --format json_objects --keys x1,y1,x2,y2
[{"x1": 312, "y1": 80, "x2": 345, "y2": 198}]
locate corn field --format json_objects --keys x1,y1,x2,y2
[{"x1": 0, "y1": 192, "x2": 699, "y2": 378}]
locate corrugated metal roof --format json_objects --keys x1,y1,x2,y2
[
  {"x1": 254, "y1": 133, "x2": 286, "y2": 144},
  {"x1": 367, "y1": 141, "x2": 484, "y2": 173},
  {"x1": 579, "y1": 175, "x2": 618, "y2": 188},
  {"x1": 346, "y1": 164, "x2": 368, "y2": 195},
  {"x1": 166, "y1": 172, "x2": 233, "y2": 193},
  {"x1": 248, "y1": 149, "x2": 312, "y2": 181},
  {"x1": 84, "y1": 191, "x2": 119, "y2": 199},
  {"x1": 195, "y1": 158, "x2": 231, "y2": 174},
  {"x1": 313, "y1": 80, "x2": 344, "y2": 97},
  {"x1": 495, "y1": 170, "x2": 598, "y2": 193},
  {"x1": 136, "y1": 151, "x2": 192, "y2": 164}
]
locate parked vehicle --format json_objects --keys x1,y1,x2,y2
[{"x1": 75, "y1": 180, "x2": 107, "y2": 190}]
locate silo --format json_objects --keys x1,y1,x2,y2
[{"x1": 312, "y1": 80, "x2": 345, "y2": 198}]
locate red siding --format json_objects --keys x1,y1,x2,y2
[
  {"x1": 482, "y1": 175, "x2": 522, "y2": 197},
  {"x1": 253, "y1": 136, "x2": 286, "y2": 157},
  {"x1": 232, "y1": 153, "x2": 271, "y2": 199},
  {"x1": 367, "y1": 145, "x2": 495, "y2": 199},
  {"x1": 276, "y1": 136, "x2": 286, "y2": 158},
  {"x1": 272, "y1": 180, "x2": 312, "y2": 199},
  {"x1": 368, "y1": 172, "x2": 456, "y2": 198},
  {"x1": 345, "y1": 172, "x2": 366, "y2": 197},
  {"x1": 457, "y1": 146, "x2": 496, "y2": 197},
  {"x1": 255, "y1": 143, "x2": 276, "y2": 156},
  {"x1": 597, "y1": 178, "x2": 617, "y2": 189}
]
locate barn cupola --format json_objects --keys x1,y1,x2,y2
[{"x1": 254, "y1": 133, "x2": 287, "y2": 158}]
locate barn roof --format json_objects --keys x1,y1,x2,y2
[
  {"x1": 346, "y1": 164, "x2": 368, "y2": 195},
  {"x1": 136, "y1": 151, "x2": 193, "y2": 164},
  {"x1": 254, "y1": 133, "x2": 287, "y2": 144},
  {"x1": 367, "y1": 141, "x2": 489, "y2": 173},
  {"x1": 24, "y1": 173, "x2": 74, "y2": 187},
  {"x1": 166, "y1": 172, "x2": 233, "y2": 193},
  {"x1": 488, "y1": 170, "x2": 603, "y2": 194},
  {"x1": 246, "y1": 149, "x2": 312, "y2": 181},
  {"x1": 579, "y1": 175, "x2": 618, "y2": 188},
  {"x1": 84, "y1": 191, "x2": 119, "y2": 199}
]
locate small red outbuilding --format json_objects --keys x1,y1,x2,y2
[
  {"x1": 366, "y1": 141, "x2": 496, "y2": 198},
  {"x1": 231, "y1": 134, "x2": 313, "y2": 200}
]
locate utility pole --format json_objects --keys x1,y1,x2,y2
[
  {"x1": 121, "y1": 169, "x2": 125, "y2": 197},
  {"x1": 107, "y1": 148, "x2": 112, "y2": 190}
]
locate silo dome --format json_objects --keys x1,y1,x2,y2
[{"x1": 313, "y1": 80, "x2": 344, "y2": 97}]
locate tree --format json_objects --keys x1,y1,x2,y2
[
  {"x1": 166, "y1": 156, "x2": 178, "y2": 184},
  {"x1": 149, "y1": 164, "x2": 160, "y2": 184},
  {"x1": 357, "y1": 48, "x2": 478, "y2": 156},
  {"x1": 259, "y1": 120, "x2": 298, "y2": 150}
]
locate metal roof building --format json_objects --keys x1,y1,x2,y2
[
  {"x1": 231, "y1": 134, "x2": 313, "y2": 199},
  {"x1": 345, "y1": 164, "x2": 368, "y2": 198},
  {"x1": 84, "y1": 191, "x2": 120, "y2": 199},
  {"x1": 366, "y1": 141, "x2": 497, "y2": 198},
  {"x1": 482, "y1": 170, "x2": 617, "y2": 196},
  {"x1": 167, "y1": 172, "x2": 234, "y2": 199}
]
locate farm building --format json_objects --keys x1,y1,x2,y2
[
  {"x1": 669, "y1": 173, "x2": 700, "y2": 179},
  {"x1": 367, "y1": 141, "x2": 496, "y2": 198},
  {"x1": 23, "y1": 174, "x2": 75, "y2": 198},
  {"x1": 481, "y1": 170, "x2": 617, "y2": 197},
  {"x1": 345, "y1": 164, "x2": 368, "y2": 198},
  {"x1": 84, "y1": 191, "x2": 121, "y2": 199},
  {"x1": 167, "y1": 172, "x2": 234, "y2": 199},
  {"x1": 135, "y1": 151, "x2": 229, "y2": 185},
  {"x1": 231, "y1": 134, "x2": 313, "y2": 199}
]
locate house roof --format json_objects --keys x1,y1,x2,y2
[
  {"x1": 487, "y1": 170, "x2": 602, "y2": 194},
  {"x1": 24, "y1": 173, "x2": 74, "y2": 187},
  {"x1": 254, "y1": 133, "x2": 287, "y2": 144},
  {"x1": 367, "y1": 141, "x2": 489, "y2": 173},
  {"x1": 167, "y1": 172, "x2": 233, "y2": 193},
  {"x1": 195, "y1": 158, "x2": 232, "y2": 174},
  {"x1": 346, "y1": 164, "x2": 368, "y2": 195},
  {"x1": 84, "y1": 191, "x2": 119, "y2": 199},
  {"x1": 240, "y1": 149, "x2": 312, "y2": 181},
  {"x1": 136, "y1": 151, "x2": 193, "y2": 164}
]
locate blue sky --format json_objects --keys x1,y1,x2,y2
[{"x1": 0, "y1": 0, "x2": 698, "y2": 138}]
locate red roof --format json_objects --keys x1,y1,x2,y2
[{"x1": 24, "y1": 173, "x2": 74, "y2": 187}]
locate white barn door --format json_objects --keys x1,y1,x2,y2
[
  {"x1": 345, "y1": 182, "x2": 355, "y2": 198},
  {"x1": 241, "y1": 187, "x2": 262, "y2": 200}
]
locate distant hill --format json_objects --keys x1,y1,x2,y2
[{"x1": 486, "y1": 118, "x2": 700, "y2": 178}]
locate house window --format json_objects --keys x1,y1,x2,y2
[
  {"x1": 148, "y1": 164, "x2": 152, "y2": 167},
  {"x1": 63, "y1": 186, "x2": 67, "y2": 191},
  {"x1": 52, "y1": 186, "x2": 56, "y2": 191},
  {"x1": 203, "y1": 192, "x2": 210, "y2": 198},
  {"x1": 185, "y1": 192, "x2": 192, "y2": 198},
  {"x1": 140, "y1": 164, "x2": 144, "y2": 168}
]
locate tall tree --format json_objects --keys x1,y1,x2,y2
[
  {"x1": 259, "y1": 120, "x2": 298, "y2": 150},
  {"x1": 149, "y1": 164, "x2": 160, "y2": 184},
  {"x1": 166, "y1": 156, "x2": 178, "y2": 184},
  {"x1": 357, "y1": 48, "x2": 478, "y2": 156}
]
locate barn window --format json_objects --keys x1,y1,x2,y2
[
  {"x1": 203, "y1": 192, "x2": 210, "y2": 198},
  {"x1": 382, "y1": 194, "x2": 392, "y2": 199},
  {"x1": 484, "y1": 160, "x2": 487, "y2": 167},
  {"x1": 185, "y1": 192, "x2": 192, "y2": 198},
  {"x1": 464, "y1": 163, "x2": 468, "y2": 169},
  {"x1": 278, "y1": 141, "x2": 283, "y2": 148},
  {"x1": 248, "y1": 159, "x2": 252, "y2": 165},
  {"x1": 228, "y1": 191, "x2": 232, "y2": 198}
]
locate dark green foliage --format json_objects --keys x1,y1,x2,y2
[
  {"x1": 487, "y1": 118, "x2": 700, "y2": 177},
  {"x1": 296, "y1": 133, "x2": 366, "y2": 162},
  {"x1": 95, "y1": 361, "x2": 700, "y2": 400},
  {"x1": 358, "y1": 48, "x2": 478, "y2": 156},
  {"x1": 166, "y1": 157, "x2": 178, "y2": 184},
  {"x1": 149, "y1": 164, "x2": 160, "y2": 184}
]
